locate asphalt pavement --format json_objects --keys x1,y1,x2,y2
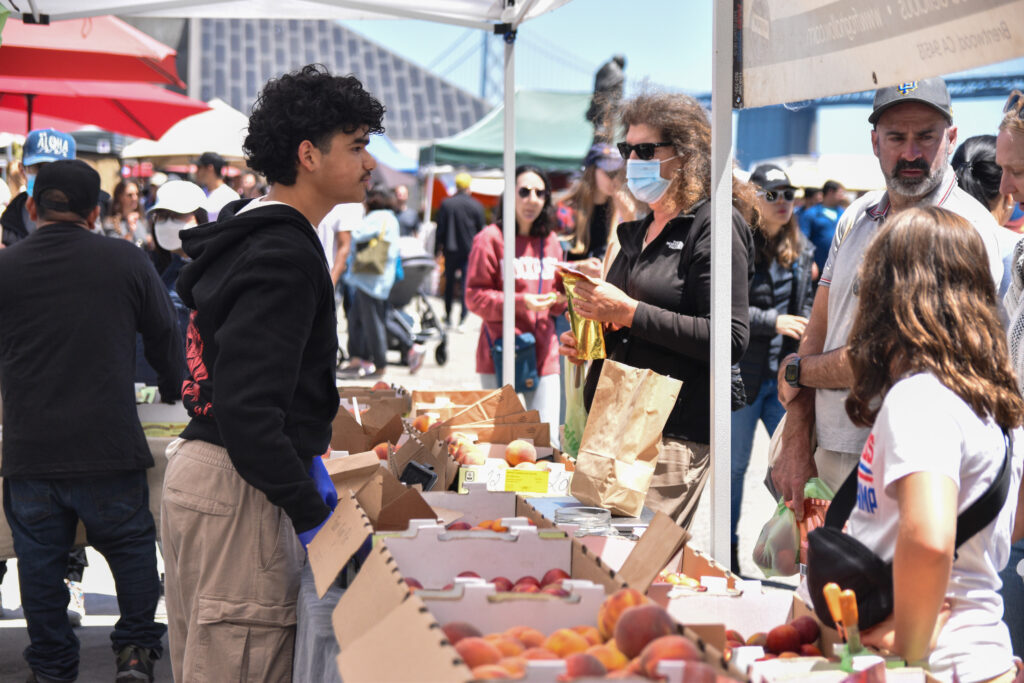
[{"x1": 0, "y1": 297, "x2": 781, "y2": 682}]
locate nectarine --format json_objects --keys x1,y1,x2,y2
[
  {"x1": 636, "y1": 635, "x2": 702, "y2": 678},
  {"x1": 442, "y1": 621, "x2": 482, "y2": 645},
  {"x1": 790, "y1": 615, "x2": 820, "y2": 645},
  {"x1": 541, "y1": 568, "x2": 570, "y2": 586},
  {"x1": 765, "y1": 624, "x2": 801, "y2": 654}
]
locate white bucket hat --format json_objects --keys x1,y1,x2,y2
[{"x1": 146, "y1": 180, "x2": 207, "y2": 216}]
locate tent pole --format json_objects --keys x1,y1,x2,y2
[
  {"x1": 25, "y1": 94, "x2": 34, "y2": 132},
  {"x1": 422, "y1": 148, "x2": 436, "y2": 236},
  {"x1": 709, "y1": 0, "x2": 735, "y2": 566},
  {"x1": 501, "y1": 17, "x2": 516, "y2": 393}
]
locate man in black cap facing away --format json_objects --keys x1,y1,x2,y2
[{"x1": 0, "y1": 159, "x2": 184, "y2": 682}]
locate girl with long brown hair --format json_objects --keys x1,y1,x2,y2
[{"x1": 843, "y1": 206, "x2": 1024, "y2": 681}]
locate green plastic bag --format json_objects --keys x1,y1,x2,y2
[
  {"x1": 752, "y1": 477, "x2": 834, "y2": 577},
  {"x1": 561, "y1": 363, "x2": 588, "y2": 459}
]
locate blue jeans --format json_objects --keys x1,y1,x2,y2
[
  {"x1": 3, "y1": 472, "x2": 165, "y2": 681},
  {"x1": 730, "y1": 378, "x2": 786, "y2": 547},
  {"x1": 999, "y1": 539, "x2": 1024, "y2": 657}
]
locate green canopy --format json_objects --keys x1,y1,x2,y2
[{"x1": 419, "y1": 90, "x2": 592, "y2": 172}]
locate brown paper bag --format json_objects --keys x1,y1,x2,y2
[{"x1": 570, "y1": 360, "x2": 682, "y2": 517}]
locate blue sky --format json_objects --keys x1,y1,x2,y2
[{"x1": 344, "y1": 0, "x2": 1022, "y2": 161}]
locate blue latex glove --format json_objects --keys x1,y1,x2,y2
[
  {"x1": 308, "y1": 456, "x2": 338, "y2": 511},
  {"x1": 298, "y1": 511, "x2": 331, "y2": 550}
]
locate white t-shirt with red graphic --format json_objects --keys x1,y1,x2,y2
[{"x1": 847, "y1": 372, "x2": 1023, "y2": 682}]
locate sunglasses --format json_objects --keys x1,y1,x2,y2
[
  {"x1": 517, "y1": 186, "x2": 549, "y2": 199},
  {"x1": 616, "y1": 141, "x2": 673, "y2": 161},
  {"x1": 1005, "y1": 90, "x2": 1024, "y2": 120},
  {"x1": 760, "y1": 189, "x2": 795, "y2": 203}
]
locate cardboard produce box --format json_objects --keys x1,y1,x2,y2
[
  {"x1": 457, "y1": 456, "x2": 571, "y2": 496},
  {"x1": 330, "y1": 400, "x2": 403, "y2": 453},
  {"x1": 376, "y1": 518, "x2": 626, "y2": 594}
]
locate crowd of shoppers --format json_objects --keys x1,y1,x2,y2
[{"x1": 1, "y1": 66, "x2": 1024, "y2": 683}]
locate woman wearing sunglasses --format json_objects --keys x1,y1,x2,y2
[
  {"x1": 843, "y1": 207, "x2": 1024, "y2": 682},
  {"x1": 466, "y1": 165, "x2": 567, "y2": 444},
  {"x1": 559, "y1": 92, "x2": 756, "y2": 529},
  {"x1": 729, "y1": 164, "x2": 816, "y2": 571}
]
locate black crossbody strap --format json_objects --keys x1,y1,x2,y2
[
  {"x1": 955, "y1": 431, "x2": 1012, "y2": 548},
  {"x1": 823, "y1": 429, "x2": 1013, "y2": 550}
]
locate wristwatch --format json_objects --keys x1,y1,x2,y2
[{"x1": 784, "y1": 356, "x2": 802, "y2": 388}]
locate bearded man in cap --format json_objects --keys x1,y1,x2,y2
[
  {"x1": 434, "y1": 172, "x2": 485, "y2": 330},
  {"x1": 772, "y1": 77, "x2": 1004, "y2": 511},
  {"x1": 0, "y1": 160, "x2": 184, "y2": 683}
]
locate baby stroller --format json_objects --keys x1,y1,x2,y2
[{"x1": 386, "y1": 251, "x2": 449, "y2": 366}]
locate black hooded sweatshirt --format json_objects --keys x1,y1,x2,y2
[{"x1": 177, "y1": 199, "x2": 338, "y2": 533}]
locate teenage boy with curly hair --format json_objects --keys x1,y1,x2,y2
[{"x1": 160, "y1": 64, "x2": 384, "y2": 681}]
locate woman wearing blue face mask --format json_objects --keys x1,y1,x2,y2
[{"x1": 559, "y1": 92, "x2": 757, "y2": 530}]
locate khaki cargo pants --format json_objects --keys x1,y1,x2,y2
[
  {"x1": 161, "y1": 439, "x2": 304, "y2": 682},
  {"x1": 643, "y1": 438, "x2": 711, "y2": 531}
]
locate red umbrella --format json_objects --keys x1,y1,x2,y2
[
  {"x1": 0, "y1": 76, "x2": 210, "y2": 139},
  {"x1": 0, "y1": 16, "x2": 184, "y2": 88}
]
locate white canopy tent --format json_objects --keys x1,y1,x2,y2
[{"x1": 121, "y1": 98, "x2": 248, "y2": 162}]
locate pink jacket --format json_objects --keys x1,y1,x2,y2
[{"x1": 465, "y1": 225, "x2": 566, "y2": 377}]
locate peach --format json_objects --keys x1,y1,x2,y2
[
  {"x1": 442, "y1": 621, "x2": 482, "y2": 645},
  {"x1": 372, "y1": 442, "x2": 390, "y2": 460},
  {"x1": 790, "y1": 615, "x2": 821, "y2": 645},
  {"x1": 725, "y1": 629, "x2": 745, "y2": 644},
  {"x1": 572, "y1": 625, "x2": 602, "y2": 646},
  {"x1": 779, "y1": 652, "x2": 800, "y2": 659},
  {"x1": 504, "y1": 439, "x2": 538, "y2": 466},
  {"x1": 405, "y1": 577, "x2": 422, "y2": 591},
  {"x1": 411, "y1": 414, "x2": 431, "y2": 432},
  {"x1": 457, "y1": 571, "x2": 481, "y2": 579},
  {"x1": 521, "y1": 647, "x2": 559, "y2": 660},
  {"x1": 541, "y1": 568, "x2": 571, "y2": 586},
  {"x1": 765, "y1": 624, "x2": 801, "y2": 654},
  {"x1": 471, "y1": 664, "x2": 512, "y2": 679},
  {"x1": 446, "y1": 521, "x2": 472, "y2": 531},
  {"x1": 371, "y1": 380, "x2": 390, "y2": 391},
  {"x1": 543, "y1": 628, "x2": 590, "y2": 657},
  {"x1": 557, "y1": 652, "x2": 607, "y2": 681},
  {"x1": 800, "y1": 643, "x2": 823, "y2": 656},
  {"x1": 485, "y1": 634, "x2": 525, "y2": 657},
  {"x1": 491, "y1": 576, "x2": 514, "y2": 592},
  {"x1": 513, "y1": 462, "x2": 540, "y2": 470},
  {"x1": 455, "y1": 637, "x2": 503, "y2": 669},
  {"x1": 636, "y1": 635, "x2": 702, "y2": 678},
  {"x1": 498, "y1": 656, "x2": 527, "y2": 676},
  {"x1": 461, "y1": 446, "x2": 487, "y2": 466},
  {"x1": 597, "y1": 588, "x2": 649, "y2": 640},
  {"x1": 505, "y1": 626, "x2": 546, "y2": 649},
  {"x1": 613, "y1": 603, "x2": 676, "y2": 659},
  {"x1": 585, "y1": 643, "x2": 629, "y2": 671},
  {"x1": 514, "y1": 576, "x2": 540, "y2": 588}
]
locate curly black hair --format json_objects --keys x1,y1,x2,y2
[{"x1": 244, "y1": 64, "x2": 385, "y2": 186}]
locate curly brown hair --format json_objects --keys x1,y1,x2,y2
[
  {"x1": 618, "y1": 92, "x2": 759, "y2": 225},
  {"x1": 845, "y1": 206, "x2": 1024, "y2": 430}
]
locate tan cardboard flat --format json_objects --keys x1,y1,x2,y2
[
  {"x1": 440, "y1": 422, "x2": 551, "y2": 447},
  {"x1": 307, "y1": 493, "x2": 372, "y2": 598},
  {"x1": 354, "y1": 466, "x2": 438, "y2": 532},
  {"x1": 455, "y1": 409, "x2": 541, "y2": 427},
  {"x1": 330, "y1": 407, "x2": 372, "y2": 452},
  {"x1": 325, "y1": 451, "x2": 381, "y2": 496},
  {"x1": 615, "y1": 511, "x2": 690, "y2": 592},
  {"x1": 446, "y1": 385, "x2": 524, "y2": 426},
  {"x1": 331, "y1": 543, "x2": 410, "y2": 651},
  {"x1": 336, "y1": 595, "x2": 471, "y2": 683},
  {"x1": 330, "y1": 404, "x2": 404, "y2": 452}
]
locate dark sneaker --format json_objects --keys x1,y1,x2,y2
[{"x1": 115, "y1": 646, "x2": 155, "y2": 682}]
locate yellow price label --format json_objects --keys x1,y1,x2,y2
[{"x1": 503, "y1": 469, "x2": 549, "y2": 493}]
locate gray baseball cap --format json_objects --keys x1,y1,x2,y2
[{"x1": 868, "y1": 77, "x2": 952, "y2": 125}]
